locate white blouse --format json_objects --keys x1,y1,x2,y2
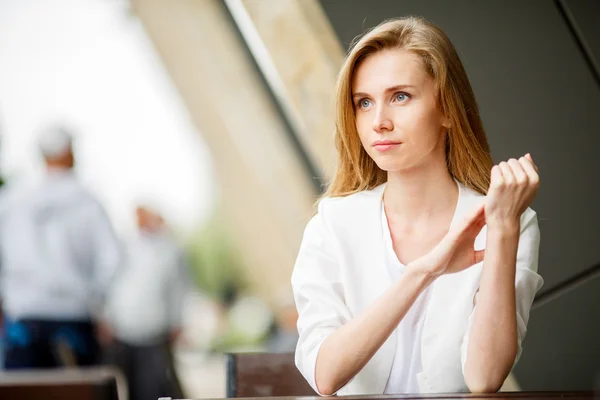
[
  {"x1": 292, "y1": 182, "x2": 544, "y2": 395},
  {"x1": 381, "y1": 201, "x2": 434, "y2": 394}
]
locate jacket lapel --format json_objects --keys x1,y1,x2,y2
[{"x1": 351, "y1": 184, "x2": 397, "y2": 394}]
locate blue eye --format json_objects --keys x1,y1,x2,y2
[
  {"x1": 395, "y1": 92, "x2": 409, "y2": 102},
  {"x1": 358, "y1": 99, "x2": 371, "y2": 109}
]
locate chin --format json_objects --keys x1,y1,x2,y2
[
  {"x1": 375, "y1": 162, "x2": 404, "y2": 172},
  {"x1": 372, "y1": 158, "x2": 406, "y2": 172}
]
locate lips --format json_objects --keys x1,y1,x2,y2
[{"x1": 373, "y1": 140, "x2": 401, "y2": 151}]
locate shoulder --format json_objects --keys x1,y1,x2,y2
[
  {"x1": 0, "y1": 183, "x2": 21, "y2": 209},
  {"x1": 317, "y1": 184, "x2": 385, "y2": 223},
  {"x1": 67, "y1": 178, "x2": 99, "y2": 204},
  {"x1": 0, "y1": 180, "x2": 38, "y2": 216},
  {"x1": 300, "y1": 184, "x2": 385, "y2": 250},
  {"x1": 65, "y1": 180, "x2": 110, "y2": 216}
]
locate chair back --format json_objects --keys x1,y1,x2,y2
[
  {"x1": 226, "y1": 352, "x2": 316, "y2": 397},
  {"x1": 0, "y1": 367, "x2": 121, "y2": 400}
]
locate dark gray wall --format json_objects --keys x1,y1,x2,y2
[
  {"x1": 513, "y1": 275, "x2": 600, "y2": 390},
  {"x1": 319, "y1": 0, "x2": 600, "y2": 391},
  {"x1": 563, "y1": 0, "x2": 600, "y2": 76}
]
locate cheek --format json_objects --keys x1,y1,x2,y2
[
  {"x1": 401, "y1": 107, "x2": 444, "y2": 146},
  {"x1": 355, "y1": 114, "x2": 372, "y2": 147}
]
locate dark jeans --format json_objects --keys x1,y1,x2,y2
[
  {"x1": 3, "y1": 318, "x2": 99, "y2": 369},
  {"x1": 103, "y1": 338, "x2": 184, "y2": 400}
]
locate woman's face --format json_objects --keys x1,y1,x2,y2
[{"x1": 352, "y1": 49, "x2": 448, "y2": 173}]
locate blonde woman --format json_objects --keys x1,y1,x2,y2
[{"x1": 292, "y1": 17, "x2": 543, "y2": 396}]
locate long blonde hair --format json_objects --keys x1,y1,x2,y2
[{"x1": 325, "y1": 16, "x2": 492, "y2": 198}]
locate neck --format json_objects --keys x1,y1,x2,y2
[
  {"x1": 46, "y1": 165, "x2": 72, "y2": 175},
  {"x1": 383, "y1": 155, "x2": 458, "y2": 223},
  {"x1": 140, "y1": 224, "x2": 166, "y2": 235},
  {"x1": 46, "y1": 160, "x2": 73, "y2": 172}
]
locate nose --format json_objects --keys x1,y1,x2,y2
[{"x1": 372, "y1": 104, "x2": 393, "y2": 133}]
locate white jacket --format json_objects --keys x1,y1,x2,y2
[
  {"x1": 0, "y1": 170, "x2": 122, "y2": 320},
  {"x1": 292, "y1": 182, "x2": 543, "y2": 395}
]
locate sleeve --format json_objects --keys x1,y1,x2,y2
[
  {"x1": 168, "y1": 247, "x2": 193, "y2": 329},
  {"x1": 87, "y1": 202, "x2": 123, "y2": 319},
  {"x1": 460, "y1": 208, "x2": 545, "y2": 374},
  {"x1": 292, "y1": 202, "x2": 353, "y2": 396}
]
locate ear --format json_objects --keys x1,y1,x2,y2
[{"x1": 442, "y1": 114, "x2": 452, "y2": 129}]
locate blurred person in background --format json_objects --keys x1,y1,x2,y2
[
  {"x1": 103, "y1": 203, "x2": 190, "y2": 400},
  {"x1": 0, "y1": 118, "x2": 4, "y2": 368},
  {"x1": 0, "y1": 125, "x2": 122, "y2": 369},
  {"x1": 267, "y1": 293, "x2": 299, "y2": 353}
]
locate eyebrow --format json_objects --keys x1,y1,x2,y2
[{"x1": 352, "y1": 84, "x2": 416, "y2": 99}]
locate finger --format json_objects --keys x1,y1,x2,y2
[
  {"x1": 519, "y1": 156, "x2": 540, "y2": 187},
  {"x1": 508, "y1": 158, "x2": 528, "y2": 186},
  {"x1": 525, "y1": 153, "x2": 538, "y2": 172},
  {"x1": 490, "y1": 165, "x2": 504, "y2": 190},
  {"x1": 456, "y1": 202, "x2": 485, "y2": 239},
  {"x1": 469, "y1": 212, "x2": 486, "y2": 238},
  {"x1": 499, "y1": 162, "x2": 515, "y2": 185},
  {"x1": 474, "y1": 212, "x2": 486, "y2": 230},
  {"x1": 451, "y1": 201, "x2": 484, "y2": 237},
  {"x1": 473, "y1": 249, "x2": 485, "y2": 265},
  {"x1": 466, "y1": 201, "x2": 485, "y2": 224}
]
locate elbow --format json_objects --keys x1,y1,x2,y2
[
  {"x1": 464, "y1": 341, "x2": 518, "y2": 394},
  {"x1": 315, "y1": 361, "x2": 347, "y2": 396},
  {"x1": 465, "y1": 376, "x2": 503, "y2": 394},
  {"x1": 315, "y1": 374, "x2": 338, "y2": 396},
  {"x1": 464, "y1": 358, "x2": 513, "y2": 394},
  {"x1": 314, "y1": 348, "x2": 344, "y2": 396},
  {"x1": 464, "y1": 360, "x2": 514, "y2": 394},
  {"x1": 316, "y1": 385, "x2": 336, "y2": 397}
]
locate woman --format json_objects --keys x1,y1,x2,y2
[{"x1": 291, "y1": 16, "x2": 543, "y2": 396}]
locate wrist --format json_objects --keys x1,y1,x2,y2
[
  {"x1": 486, "y1": 217, "x2": 520, "y2": 234},
  {"x1": 406, "y1": 262, "x2": 438, "y2": 287}
]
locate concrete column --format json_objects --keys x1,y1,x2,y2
[
  {"x1": 131, "y1": 0, "x2": 316, "y2": 307},
  {"x1": 224, "y1": 0, "x2": 345, "y2": 180}
]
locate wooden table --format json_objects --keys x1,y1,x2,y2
[{"x1": 166, "y1": 392, "x2": 596, "y2": 400}]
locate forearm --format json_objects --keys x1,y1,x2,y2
[
  {"x1": 315, "y1": 267, "x2": 432, "y2": 395},
  {"x1": 464, "y1": 222, "x2": 519, "y2": 393}
]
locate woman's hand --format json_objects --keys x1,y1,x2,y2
[
  {"x1": 411, "y1": 201, "x2": 487, "y2": 279},
  {"x1": 410, "y1": 153, "x2": 539, "y2": 280},
  {"x1": 486, "y1": 154, "x2": 540, "y2": 231}
]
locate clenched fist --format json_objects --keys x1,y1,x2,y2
[{"x1": 486, "y1": 153, "x2": 540, "y2": 231}]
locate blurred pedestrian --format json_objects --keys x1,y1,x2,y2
[
  {"x1": 0, "y1": 124, "x2": 122, "y2": 369},
  {"x1": 103, "y1": 204, "x2": 190, "y2": 400},
  {"x1": 267, "y1": 299, "x2": 299, "y2": 354}
]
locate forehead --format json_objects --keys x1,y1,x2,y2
[{"x1": 352, "y1": 49, "x2": 430, "y2": 93}]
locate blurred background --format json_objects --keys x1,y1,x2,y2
[{"x1": 0, "y1": 0, "x2": 598, "y2": 399}]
